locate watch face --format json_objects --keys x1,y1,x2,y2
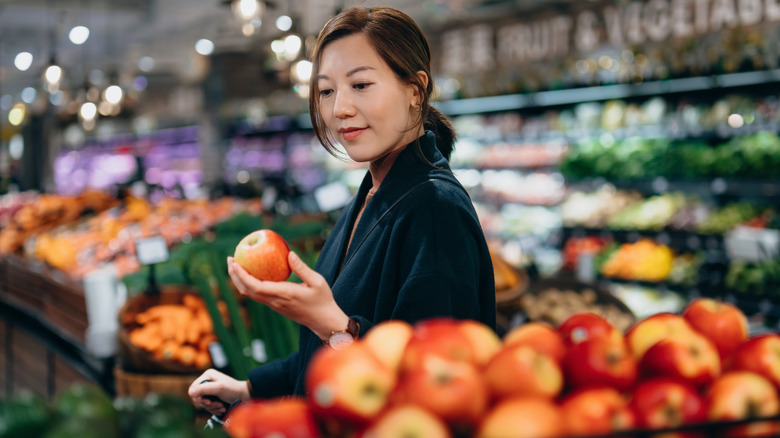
[{"x1": 328, "y1": 332, "x2": 355, "y2": 350}]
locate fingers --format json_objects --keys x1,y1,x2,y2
[
  {"x1": 227, "y1": 256, "x2": 296, "y2": 301},
  {"x1": 288, "y1": 251, "x2": 320, "y2": 286},
  {"x1": 196, "y1": 397, "x2": 227, "y2": 416}
]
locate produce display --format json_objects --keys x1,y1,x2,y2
[
  {"x1": 599, "y1": 239, "x2": 675, "y2": 283},
  {"x1": 0, "y1": 192, "x2": 262, "y2": 279},
  {"x1": 560, "y1": 131, "x2": 780, "y2": 182},
  {"x1": 220, "y1": 298, "x2": 780, "y2": 438},
  {"x1": 123, "y1": 294, "x2": 216, "y2": 370},
  {"x1": 561, "y1": 188, "x2": 772, "y2": 235},
  {"x1": 0, "y1": 383, "x2": 226, "y2": 438},
  {"x1": 515, "y1": 285, "x2": 634, "y2": 332}
]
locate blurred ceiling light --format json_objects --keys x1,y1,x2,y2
[
  {"x1": 233, "y1": 0, "x2": 263, "y2": 21},
  {"x1": 80, "y1": 102, "x2": 97, "y2": 120},
  {"x1": 45, "y1": 64, "x2": 63, "y2": 84},
  {"x1": 21, "y1": 87, "x2": 37, "y2": 104},
  {"x1": 283, "y1": 34, "x2": 302, "y2": 60},
  {"x1": 14, "y1": 52, "x2": 33, "y2": 71},
  {"x1": 69, "y1": 26, "x2": 90, "y2": 45},
  {"x1": 138, "y1": 56, "x2": 155, "y2": 72},
  {"x1": 242, "y1": 22, "x2": 255, "y2": 36},
  {"x1": 271, "y1": 39, "x2": 285, "y2": 54},
  {"x1": 133, "y1": 76, "x2": 148, "y2": 91},
  {"x1": 276, "y1": 15, "x2": 292, "y2": 31},
  {"x1": 8, "y1": 104, "x2": 26, "y2": 126},
  {"x1": 104, "y1": 85, "x2": 123, "y2": 104},
  {"x1": 293, "y1": 60, "x2": 312, "y2": 82},
  {"x1": 195, "y1": 39, "x2": 215, "y2": 55},
  {"x1": 9, "y1": 134, "x2": 24, "y2": 160},
  {"x1": 98, "y1": 101, "x2": 113, "y2": 116}
]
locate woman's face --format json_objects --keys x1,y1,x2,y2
[{"x1": 316, "y1": 33, "x2": 422, "y2": 163}]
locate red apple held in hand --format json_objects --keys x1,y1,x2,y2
[
  {"x1": 391, "y1": 355, "x2": 488, "y2": 428},
  {"x1": 225, "y1": 398, "x2": 322, "y2": 438},
  {"x1": 729, "y1": 333, "x2": 780, "y2": 388},
  {"x1": 503, "y1": 321, "x2": 566, "y2": 364},
  {"x1": 362, "y1": 320, "x2": 413, "y2": 373},
  {"x1": 560, "y1": 387, "x2": 635, "y2": 437},
  {"x1": 639, "y1": 331, "x2": 721, "y2": 387},
  {"x1": 563, "y1": 337, "x2": 638, "y2": 392},
  {"x1": 306, "y1": 343, "x2": 396, "y2": 427},
  {"x1": 484, "y1": 344, "x2": 563, "y2": 400},
  {"x1": 626, "y1": 312, "x2": 698, "y2": 360},
  {"x1": 630, "y1": 377, "x2": 707, "y2": 438},
  {"x1": 683, "y1": 298, "x2": 749, "y2": 362},
  {"x1": 356, "y1": 405, "x2": 452, "y2": 438},
  {"x1": 707, "y1": 371, "x2": 780, "y2": 437},
  {"x1": 234, "y1": 229, "x2": 291, "y2": 281},
  {"x1": 459, "y1": 319, "x2": 501, "y2": 368},
  {"x1": 558, "y1": 312, "x2": 622, "y2": 347},
  {"x1": 475, "y1": 397, "x2": 566, "y2": 438},
  {"x1": 400, "y1": 318, "x2": 474, "y2": 373}
]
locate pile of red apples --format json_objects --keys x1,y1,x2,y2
[{"x1": 224, "y1": 298, "x2": 780, "y2": 438}]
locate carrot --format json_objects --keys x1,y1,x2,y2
[
  {"x1": 174, "y1": 345, "x2": 198, "y2": 367},
  {"x1": 194, "y1": 351, "x2": 212, "y2": 369}
]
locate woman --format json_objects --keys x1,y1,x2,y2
[{"x1": 189, "y1": 5, "x2": 496, "y2": 413}]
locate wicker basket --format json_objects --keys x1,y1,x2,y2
[
  {"x1": 114, "y1": 366, "x2": 199, "y2": 401},
  {"x1": 117, "y1": 285, "x2": 211, "y2": 375}
]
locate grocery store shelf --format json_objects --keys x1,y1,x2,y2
[
  {"x1": 568, "y1": 178, "x2": 780, "y2": 199},
  {"x1": 597, "y1": 276, "x2": 780, "y2": 319},
  {"x1": 434, "y1": 69, "x2": 780, "y2": 116},
  {"x1": 561, "y1": 226, "x2": 725, "y2": 252},
  {"x1": 0, "y1": 292, "x2": 115, "y2": 396}
]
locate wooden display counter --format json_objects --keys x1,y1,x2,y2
[{"x1": 0, "y1": 256, "x2": 114, "y2": 400}]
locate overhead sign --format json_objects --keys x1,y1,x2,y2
[{"x1": 440, "y1": 0, "x2": 780, "y2": 73}]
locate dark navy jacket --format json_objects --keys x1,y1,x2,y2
[{"x1": 248, "y1": 131, "x2": 496, "y2": 397}]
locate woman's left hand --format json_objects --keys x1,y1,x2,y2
[{"x1": 227, "y1": 252, "x2": 348, "y2": 340}]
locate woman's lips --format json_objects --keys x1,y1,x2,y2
[{"x1": 341, "y1": 128, "x2": 366, "y2": 141}]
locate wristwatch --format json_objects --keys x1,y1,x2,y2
[{"x1": 322, "y1": 317, "x2": 360, "y2": 350}]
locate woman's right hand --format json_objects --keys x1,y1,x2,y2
[{"x1": 187, "y1": 368, "x2": 251, "y2": 416}]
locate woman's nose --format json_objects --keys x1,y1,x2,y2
[{"x1": 332, "y1": 92, "x2": 355, "y2": 118}]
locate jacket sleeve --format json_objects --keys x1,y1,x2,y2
[{"x1": 246, "y1": 350, "x2": 300, "y2": 399}]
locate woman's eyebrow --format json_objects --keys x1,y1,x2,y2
[{"x1": 316, "y1": 65, "x2": 376, "y2": 81}]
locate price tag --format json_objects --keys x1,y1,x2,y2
[
  {"x1": 251, "y1": 339, "x2": 267, "y2": 363},
  {"x1": 314, "y1": 181, "x2": 352, "y2": 212},
  {"x1": 209, "y1": 342, "x2": 229, "y2": 369},
  {"x1": 725, "y1": 226, "x2": 780, "y2": 263},
  {"x1": 135, "y1": 236, "x2": 170, "y2": 265}
]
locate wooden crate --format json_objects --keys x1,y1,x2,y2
[
  {"x1": 11, "y1": 329, "x2": 48, "y2": 397},
  {"x1": 114, "y1": 367, "x2": 199, "y2": 403}
]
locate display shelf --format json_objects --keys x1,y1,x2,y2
[
  {"x1": 435, "y1": 68, "x2": 780, "y2": 116},
  {"x1": 597, "y1": 276, "x2": 780, "y2": 319},
  {"x1": 561, "y1": 226, "x2": 725, "y2": 252},
  {"x1": 569, "y1": 178, "x2": 780, "y2": 200},
  {"x1": 0, "y1": 280, "x2": 115, "y2": 397}
]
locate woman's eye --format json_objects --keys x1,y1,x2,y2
[
  {"x1": 319, "y1": 89, "x2": 333, "y2": 97},
  {"x1": 354, "y1": 82, "x2": 372, "y2": 90}
]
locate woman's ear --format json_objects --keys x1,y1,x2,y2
[{"x1": 411, "y1": 70, "x2": 429, "y2": 106}]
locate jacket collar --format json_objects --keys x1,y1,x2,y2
[{"x1": 337, "y1": 130, "x2": 450, "y2": 271}]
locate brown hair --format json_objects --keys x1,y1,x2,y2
[{"x1": 308, "y1": 6, "x2": 456, "y2": 160}]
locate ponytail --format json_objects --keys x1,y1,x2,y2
[{"x1": 423, "y1": 107, "x2": 457, "y2": 161}]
